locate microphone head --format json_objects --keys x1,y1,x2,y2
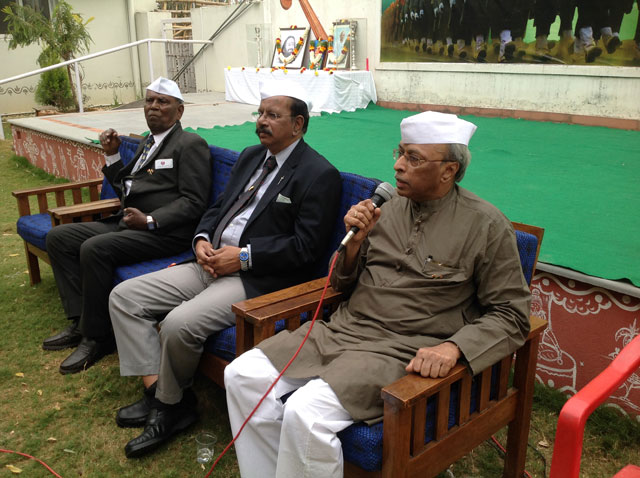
[{"x1": 371, "y1": 182, "x2": 396, "y2": 207}]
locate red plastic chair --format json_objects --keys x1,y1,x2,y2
[{"x1": 549, "y1": 335, "x2": 640, "y2": 478}]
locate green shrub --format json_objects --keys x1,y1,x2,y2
[{"x1": 35, "y1": 48, "x2": 74, "y2": 110}]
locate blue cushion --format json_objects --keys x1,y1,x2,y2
[
  {"x1": 100, "y1": 136, "x2": 140, "y2": 200},
  {"x1": 17, "y1": 213, "x2": 51, "y2": 251},
  {"x1": 204, "y1": 319, "x2": 288, "y2": 362},
  {"x1": 209, "y1": 145, "x2": 239, "y2": 205},
  {"x1": 315, "y1": 172, "x2": 380, "y2": 278},
  {"x1": 339, "y1": 364, "x2": 500, "y2": 471},
  {"x1": 515, "y1": 230, "x2": 538, "y2": 285},
  {"x1": 113, "y1": 249, "x2": 196, "y2": 285}
]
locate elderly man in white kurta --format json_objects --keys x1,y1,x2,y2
[{"x1": 225, "y1": 111, "x2": 532, "y2": 478}]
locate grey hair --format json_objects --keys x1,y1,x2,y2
[{"x1": 448, "y1": 143, "x2": 471, "y2": 182}]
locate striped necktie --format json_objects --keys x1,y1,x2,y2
[
  {"x1": 132, "y1": 135, "x2": 155, "y2": 173},
  {"x1": 211, "y1": 156, "x2": 277, "y2": 248}
]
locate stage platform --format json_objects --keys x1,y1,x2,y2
[
  {"x1": 224, "y1": 68, "x2": 377, "y2": 114},
  {"x1": 8, "y1": 100, "x2": 640, "y2": 422}
]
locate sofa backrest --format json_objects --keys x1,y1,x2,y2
[
  {"x1": 104, "y1": 136, "x2": 380, "y2": 278},
  {"x1": 99, "y1": 135, "x2": 141, "y2": 200},
  {"x1": 208, "y1": 145, "x2": 239, "y2": 205}
]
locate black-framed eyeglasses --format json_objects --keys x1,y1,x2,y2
[
  {"x1": 392, "y1": 148, "x2": 455, "y2": 167},
  {"x1": 252, "y1": 111, "x2": 294, "y2": 121}
]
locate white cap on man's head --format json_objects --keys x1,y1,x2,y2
[
  {"x1": 400, "y1": 111, "x2": 477, "y2": 146},
  {"x1": 259, "y1": 78, "x2": 312, "y2": 111},
  {"x1": 146, "y1": 77, "x2": 184, "y2": 102}
]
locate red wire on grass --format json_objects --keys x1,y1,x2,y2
[
  {"x1": 204, "y1": 253, "x2": 339, "y2": 477},
  {"x1": 0, "y1": 448, "x2": 63, "y2": 477},
  {"x1": 490, "y1": 436, "x2": 533, "y2": 478}
]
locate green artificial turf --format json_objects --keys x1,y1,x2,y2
[{"x1": 187, "y1": 104, "x2": 640, "y2": 286}]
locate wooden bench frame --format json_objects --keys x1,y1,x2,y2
[
  {"x1": 206, "y1": 222, "x2": 546, "y2": 477},
  {"x1": 12, "y1": 180, "x2": 120, "y2": 285}
]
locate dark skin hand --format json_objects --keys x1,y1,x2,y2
[
  {"x1": 195, "y1": 238, "x2": 241, "y2": 278},
  {"x1": 99, "y1": 128, "x2": 121, "y2": 155},
  {"x1": 122, "y1": 207, "x2": 148, "y2": 230}
]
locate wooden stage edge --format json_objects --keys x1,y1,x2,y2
[{"x1": 377, "y1": 101, "x2": 640, "y2": 131}]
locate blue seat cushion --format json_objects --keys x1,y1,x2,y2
[
  {"x1": 17, "y1": 213, "x2": 51, "y2": 251},
  {"x1": 113, "y1": 249, "x2": 196, "y2": 285},
  {"x1": 204, "y1": 319, "x2": 288, "y2": 363},
  {"x1": 339, "y1": 364, "x2": 499, "y2": 471},
  {"x1": 515, "y1": 230, "x2": 538, "y2": 285}
]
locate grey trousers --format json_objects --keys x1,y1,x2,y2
[{"x1": 109, "y1": 261, "x2": 247, "y2": 404}]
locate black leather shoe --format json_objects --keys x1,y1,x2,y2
[
  {"x1": 42, "y1": 321, "x2": 82, "y2": 351},
  {"x1": 124, "y1": 393, "x2": 198, "y2": 458},
  {"x1": 116, "y1": 382, "x2": 157, "y2": 428},
  {"x1": 59, "y1": 337, "x2": 115, "y2": 375}
]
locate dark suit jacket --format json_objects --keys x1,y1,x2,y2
[
  {"x1": 102, "y1": 121, "x2": 212, "y2": 241},
  {"x1": 195, "y1": 139, "x2": 342, "y2": 298}
]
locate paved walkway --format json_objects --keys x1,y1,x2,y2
[{"x1": 7, "y1": 92, "x2": 256, "y2": 145}]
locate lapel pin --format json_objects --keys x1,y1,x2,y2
[
  {"x1": 147, "y1": 168, "x2": 154, "y2": 175},
  {"x1": 278, "y1": 176, "x2": 284, "y2": 185}
]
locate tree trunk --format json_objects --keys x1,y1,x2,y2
[{"x1": 65, "y1": 62, "x2": 79, "y2": 111}]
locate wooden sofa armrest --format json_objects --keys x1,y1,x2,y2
[
  {"x1": 381, "y1": 315, "x2": 547, "y2": 407},
  {"x1": 12, "y1": 178, "x2": 104, "y2": 217},
  {"x1": 48, "y1": 198, "x2": 121, "y2": 225},
  {"x1": 232, "y1": 276, "x2": 346, "y2": 355},
  {"x1": 377, "y1": 315, "x2": 547, "y2": 478}
]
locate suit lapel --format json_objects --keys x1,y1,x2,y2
[
  {"x1": 135, "y1": 122, "x2": 181, "y2": 173},
  {"x1": 246, "y1": 140, "x2": 306, "y2": 226},
  {"x1": 218, "y1": 147, "x2": 267, "y2": 219}
]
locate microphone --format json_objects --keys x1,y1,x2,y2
[{"x1": 338, "y1": 182, "x2": 395, "y2": 252}]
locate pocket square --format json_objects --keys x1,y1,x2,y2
[{"x1": 276, "y1": 194, "x2": 292, "y2": 204}]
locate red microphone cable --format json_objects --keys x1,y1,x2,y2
[
  {"x1": 0, "y1": 448, "x2": 64, "y2": 477},
  {"x1": 204, "y1": 252, "x2": 340, "y2": 477}
]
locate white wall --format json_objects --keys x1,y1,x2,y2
[
  {"x1": 192, "y1": 0, "x2": 380, "y2": 92},
  {"x1": 135, "y1": 11, "x2": 172, "y2": 87},
  {"x1": 0, "y1": 0, "x2": 159, "y2": 114},
  {"x1": 191, "y1": 0, "x2": 640, "y2": 121}
]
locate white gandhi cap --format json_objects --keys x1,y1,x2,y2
[
  {"x1": 259, "y1": 78, "x2": 312, "y2": 111},
  {"x1": 400, "y1": 111, "x2": 477, "y2": 146},
  {"x1": 146, "y1": 77, "x2": 184, "y2": 102}
]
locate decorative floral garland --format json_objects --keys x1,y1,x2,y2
[
  {"x1": 326, "y1": 32, "x2": 350, "y2": 68},
  {"x1": 276, "y1": 27, "x2": 309, "y2": 66},
  {"x1": 308, "y1": 39, "x2": 328, "y2": 69}
]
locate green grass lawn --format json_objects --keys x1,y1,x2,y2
[{"x1": 0, "y1": 123, "x2": 638, "y2": 477}]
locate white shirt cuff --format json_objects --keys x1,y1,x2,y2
[{"x1": 105, "y1": 152, "x2": 121, "y2": 166}]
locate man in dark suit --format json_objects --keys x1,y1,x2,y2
[
  {"x1": 43, "y1": 77, "x2": 212, "y2": 375},
  {"x1": 108, "y1": 79, "x2": 342, "y2": 458}
]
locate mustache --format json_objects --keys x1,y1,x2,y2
[{"x1": 255, "y1": 126, "x2": 272, "y2": 136}]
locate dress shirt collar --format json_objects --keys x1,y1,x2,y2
[{"x1": 267, "y1": 139, "x2": 301, "y2": 169}]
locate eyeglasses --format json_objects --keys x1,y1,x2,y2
[
  {"x1": 392, "y1": 148, "x2": 455, "y2": 167},
  {"x1": 252, "y1": 111, "x2": 294, "y2": 121}
]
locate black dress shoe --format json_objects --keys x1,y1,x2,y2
[
  {"x1": 59, "y1": 336, "x2": 115, "y2": 375},
  {"x1": 116, "y1": 382, "x2": 157, "y2": 428},
  {"x1": 124, "y1": 393, "x2": 198, "y2": 458},
  {"x1": 42, "y1": 321, "x2": 82, "y2": 351}
]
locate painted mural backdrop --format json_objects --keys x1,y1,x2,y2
[{"x1": 381, "y1": 1, "x2": 640, "y2": 66}]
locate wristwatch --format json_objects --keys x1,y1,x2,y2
[
  {"x1": 239, "y1": 247, "x2": 249, "y2": 271},
  {"x1": 146, "y1": 215, "x2": 156, "y2": 230}
]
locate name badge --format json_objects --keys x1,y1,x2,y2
[{"x1": 155, "y1": 158, "x2": 173, "y2": 169}]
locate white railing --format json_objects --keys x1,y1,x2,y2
[
  {"x1": 0, "y1": 38, "x2": 213, "y2": 115},
  {"x1": 0, "y1": 38, "x2": 213, "y2": 140}
]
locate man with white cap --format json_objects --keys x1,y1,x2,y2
[
  {"x1": 107, "y1": 78, "x2": 341, "y2": 457},
  {"x1": 43, "y1": 77, "x2": 211, "y2": 375},
  {"x1": 225, "y1": 110, "x2": 531, "y2": 477}
]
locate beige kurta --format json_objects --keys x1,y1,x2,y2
[{"x1": 258, "y1": 185, "x2": 531, "y2": 423}]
